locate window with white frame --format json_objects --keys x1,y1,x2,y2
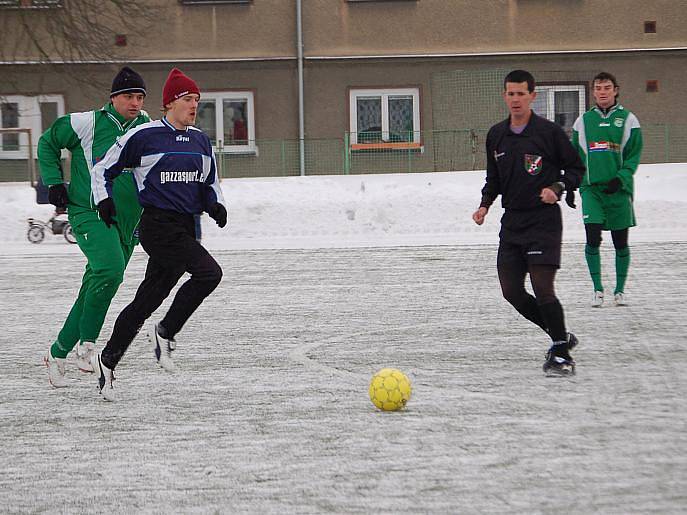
[
  {"x1": 180, "y1": 0, "x2": 250, "y2": 4},
  {"x1": 533, "y1": 84, "x2": 586, "y2": 135},
  {"x1": 196, "y1": 91, "x2": 256, "y2": 153},
  {"x1": 0, "y1": 0, "x2": 62, "y2": 8},
  {"x1": 0, "y1": 95, "x2": 65, "y2": 158},
  {"x1": 349, "y1": 88, "x2": 421, "y2": 147}
]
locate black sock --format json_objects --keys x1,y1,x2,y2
[
  {"x1": 538, "y1": 300, "x2": 566, "y2": 343},
  {"x1": 511, "y1": 294, "x2": 548, "y2": 333},
  {"x1": 549, "y1": 342, "x2": 572, "y2": 359}
]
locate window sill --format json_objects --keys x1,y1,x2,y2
[
  {"x1": 351, "y1": 142, "x2": 423, "y2": 152},
  {"x1": 214, "y1": 146, "x2": 259, "y2": 156},
  {"x1": 0, "y1": 153, "x2": 30, "y2": 160}
]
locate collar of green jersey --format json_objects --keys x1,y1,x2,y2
[
  {"x1": 594, "y1": 102, "x2": 623, "y2": 118},
  {"x1": 101, "y1": 102, "x2": 140, "y2": 131}
]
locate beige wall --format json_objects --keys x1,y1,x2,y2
[
  {"x1": 1, "y1": 1, "x2": 296, "y2": 62},
  {"x1": 105, "y1": 0, "x2": 687, "y2": 59},
  {"x1": 9, "y1": 50, "x2": 681, "y2": 138},
  {"x1": 130, "y1": 1, "x2": 296, "y2": 61},
  {"x1": 304, "y1": 51, "x2": 686, "y2": 138},
  {"x1": 304, "y1": 0, "x2": 687, "y2": 57},
  {"x1": 133, "y1": 0, "x2": 687, "y2": 59},
  {"x1": 3, "y1": 1, "x2": 685, "y2": 62},
  {"x1": 2, "y1": 61, "x2": 298, "y2": 139},
  {"x1": 138, "y1": 61, "x2": 299, "y2": 140}
]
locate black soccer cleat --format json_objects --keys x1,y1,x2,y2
[
  {"x1": 543, "y1": 333, "x2": 578, "y2": 377},
  {"x1": 94, "y1": 353, "x2": 116, "y2": 401},
  {"x1": 152, "y1": 323, "x2": 177, "y2": 373},
  {"x1": 543, "y1": 351, "x2": 576, "y2": 376}
]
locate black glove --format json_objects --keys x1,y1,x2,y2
[
  {"x1": 603, "y1": 177, "x2": 622, "y2": 194},
  {"x1": 97, "y1": 198, "x2": 117, "y2": 228},
  {"x1": 565, "y1": 190, "x2": 576, "y2": 209},
  {"x1": 208, "y1": 203, "x2": 227, "y2": 228},
  {"x1": 548, "y1": 181, "x2": 565, "y2": 198},
  {"x1": 48, "y1": 184, "x2": 69, "y2": 209}
]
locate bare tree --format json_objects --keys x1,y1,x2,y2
[{"x1": 1, "y1": 0, "x2": 162, "y2": 93}]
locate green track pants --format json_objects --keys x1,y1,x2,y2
[{"x1": 51, "y1": 210, "x2": 135, "y2": 358}]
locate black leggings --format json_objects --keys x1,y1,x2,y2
[
  {"x1": 497, "y1": 263, "x2": 567, "y2": 342},
  {"x1": 585, "y1": 224, "x2": 629, "y2": 249},
  {"x1": 101, "y1": 209, "x2": 223, "y2": 369}
]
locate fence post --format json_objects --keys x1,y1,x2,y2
[
  {"x1": 407, "y1": 146, "x2": 412, "y2": 174},
  {"x1": 343, "y1": 132, "x2": 350, "y2": 175},
  {"x1": 26, "y1": 129, "x2": 36, "y2": 186},
  {"x1": 216, "y1": 140, "x2": 224, "y2": 179},
  {"x1": 281, "y1": 140, "x2": 286, "y2": 176}
]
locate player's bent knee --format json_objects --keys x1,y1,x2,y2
[
  {"x1": 535, "y1": 294, "x2": 558, "y2": 306},
  {"x1": 101, "y1": 265, "x2": 126, "y2": 288},
  {"x1": 208, "y1": 263, "x2": 223, "y2": 287},
  {"x1": 501, "y1": 287, "x2": 526, "y2": 307},
  {"x1": 195, "y1": 259, "x2": 222, "y2": 288}
]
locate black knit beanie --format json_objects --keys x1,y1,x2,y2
[{"x1": 110, "y1": 66, "x2": 146, "y2": 97}]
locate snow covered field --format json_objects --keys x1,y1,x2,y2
[{"x1": 1, "y1": 164, "x2": 686, "y2": 513}]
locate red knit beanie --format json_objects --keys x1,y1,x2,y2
[{"x1": 162, "y1": 68, "x2": 200, "y2": 106}]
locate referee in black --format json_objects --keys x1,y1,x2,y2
[{"x1": 472, "y1": 69, "x2": 585, "y2": 376}]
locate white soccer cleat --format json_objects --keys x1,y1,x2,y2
[
  {"x1": 614, "y1": 292, "x2": 626, "y2": 306},
  {"x1": 44, "y1": 349, "x2": 68, "y2": 388},
  {"x1": 152, "y1": 323, "x2": 177, "y2": 373},
  {"x1": 93, "y1": 353, "x2": 116, "y2": 402},
  {"x1": 591, "y1": 291, "x2": 604, "y2": 308},
  {"x1": 75, "y1": 341, "x2": 95, "y2": 373}
]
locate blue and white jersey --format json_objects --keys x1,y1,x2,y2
[{"x1": 91, "y1": 117, "x2": 226, "y2": 215}]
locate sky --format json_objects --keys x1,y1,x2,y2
[{"x1": 3, "y1": 162, "x2": 685, "y2": 256}]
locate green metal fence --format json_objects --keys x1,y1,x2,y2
[
  {"x1": 215, "y1": 125, "x2": 687, "y2": 178},
  {"x1": 1, "y1": 125, "x2": 686, "y2": 182}
]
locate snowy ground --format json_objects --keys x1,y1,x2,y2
[{"x1": 1, "y1": 164, "x2": 686, "y2": 513}]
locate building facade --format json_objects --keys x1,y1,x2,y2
[{"x1": 1, "y1": 0, "x2": 685, "y2": 179}]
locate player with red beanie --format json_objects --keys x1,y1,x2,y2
[
  {"x1": 90, "y1": 67, "x2": 228, "y2": 401},
  {"x1": 162, "y1": 67, "x2": 201, "y2": 107}
]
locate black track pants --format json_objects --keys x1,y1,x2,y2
[{"x1": 102, "y1": 208, "x2": 222, "y2": 369}]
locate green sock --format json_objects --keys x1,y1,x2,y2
[
  {"x1": 615, "y1": 247, "x2": 630, "y2": 294},
  {"x1": 585, "y1": 244, "x2": 603, "y2": 292}
]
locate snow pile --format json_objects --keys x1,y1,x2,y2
[{"x1": 1, "y1": 163, "x2": 685, "y2": 255}]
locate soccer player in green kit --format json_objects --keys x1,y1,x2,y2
[
  {"x1": 39, "y1": 67, "x2": 150, "y2": 387},
  {"x1": 572, "y1": 72, "x2": 643, "y2": 307}
]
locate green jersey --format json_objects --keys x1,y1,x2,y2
[
  {"x1": 38, "y1": 103, "x2": 149, "y2": 244},
  {"x1": 572, "y1": 103, "x2": 643, "y2": 195}
]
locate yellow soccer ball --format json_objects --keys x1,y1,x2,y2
[{"x1": 369, "y1": 368, "x2": 412, "y2": 411}]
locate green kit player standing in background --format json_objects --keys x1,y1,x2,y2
[
  {"x1": 572, "y1": 71, "x2": 643, "y2": 308},
  {"x1": 39, "y1": 67, "x2": 149, "y2": 387}
]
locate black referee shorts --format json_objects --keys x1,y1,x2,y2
[{"x1": 497, "y1": 205, "x2": 563, "y2": 268}]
